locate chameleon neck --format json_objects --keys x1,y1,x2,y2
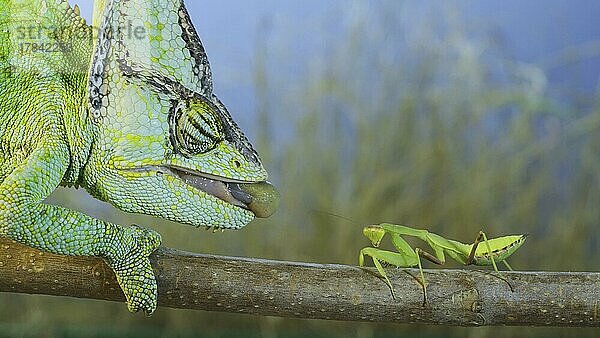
[{"x1": 61, "y1": 89, "x2": 95, "y2": 188}]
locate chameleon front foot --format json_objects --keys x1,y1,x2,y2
[{"x1": 104, "y1": 225, "x2": 162, "y2": 315}]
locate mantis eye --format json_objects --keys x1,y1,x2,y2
[{"x1": 171, "y1": 99, "x2": 224, "y2": 156}]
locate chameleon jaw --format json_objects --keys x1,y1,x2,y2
[
  {"x1": 169, "y1": 166, "x2": 251, "y2": 210},
  {"x1": 165, "y1": 166, "x2": 279, "y2": 219}
]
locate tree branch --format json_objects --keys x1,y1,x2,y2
[{"x1": 0, "y1": 237, "x2": 599, "y2": 327}]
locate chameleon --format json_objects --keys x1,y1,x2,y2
[{"x1": 0, "y1": 0, "x2": 279, "y2": 315}]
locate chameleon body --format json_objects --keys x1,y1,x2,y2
[{"x1": 0, "y1": 0, "x2": 278, "y2": 315}]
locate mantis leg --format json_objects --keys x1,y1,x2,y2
[
  {"x1": 414, "y1": 248, "x2": 429, "y2": 305},
  {"x1": 389, "y1": 233, "x2": 443, "y2": 304},
  {"x1": 480, "y1": 231, "x2": 500, "y2": 273},
  {"x1": 371, "y1": 255, "x2": 396, "y2": 300},
  {"x1": 483, "y1": 230, "x2": 515, "y2": 291},
  {"x1": 469, "y1": 231, "x2": 515, "y2": 291},
  {"x1": 416, "y1": 247, "x2": 444, "y2": 265},
  {"x1": 359, "y1": 247, "x2": 419, "y2": 300},
  {"x1": 362, "y1": 246, "x2": 432, "y2": 305},
  {"x1": 466, "y1": 231, "x2": 499, "y2": 272},
  {"x1": 466, "y1": 231, "x2": 484, "y2": 265}
]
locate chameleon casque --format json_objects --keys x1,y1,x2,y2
[{"x1": 0, "y1": 0, "x2": 279, "y2": 315}]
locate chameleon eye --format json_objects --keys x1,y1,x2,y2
[{"x1": 170, "y1": 99, "x2": 224, "y2": 156}]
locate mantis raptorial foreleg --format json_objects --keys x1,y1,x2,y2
[
  {"x1": 359, "y1": 223, "x2": 527, "y2": 304},
  {"x1": 360, "y1": 230, "x2": 445, "y2": 304},
  {"x1": 359, "y1": 245, "x2": 439, "y2": 304}
]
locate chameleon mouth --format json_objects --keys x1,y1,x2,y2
[{"x1": 167, "y1": 166, "x2": 279, "y2": 218}]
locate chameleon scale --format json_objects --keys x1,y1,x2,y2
[{"x1": 0, "y1": 0, "x2": 278, "y2": 315}]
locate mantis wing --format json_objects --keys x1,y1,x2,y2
[{"x1": 472, "y1": 235, "x2": 527, "y2": 266}]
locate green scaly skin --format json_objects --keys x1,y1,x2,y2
[{"x1": 0, "y1": 0, "x2": 279, "y2": 315}]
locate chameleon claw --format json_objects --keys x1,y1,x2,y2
[{"x1": 105, "y1": 225, "x2": 161, "y2": 316}]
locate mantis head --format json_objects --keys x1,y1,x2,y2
[{"x1": 363, "y1": 225, "x2": 386, "y2": 247}]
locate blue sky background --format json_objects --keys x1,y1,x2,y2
[{"x1": 75, "y1": 0, "x2": 600, "y2": 137}]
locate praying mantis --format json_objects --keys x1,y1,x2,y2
[{"x1": 358, "y1": 223, "x2": 527, "y2": 303}]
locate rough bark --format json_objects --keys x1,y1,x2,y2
[{"x1": 1, "y1": 237, "x2": 599, "y2": 327}]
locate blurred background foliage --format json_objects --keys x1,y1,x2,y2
[{"x1": 1, "y1": 0, "x2": 600, "y2": 337}]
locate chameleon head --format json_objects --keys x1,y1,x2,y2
[
  {"x1": 363, "y1": 225, "x2": 386, "y2": 247},
  {"x1": 83, "y1": 90, "x2": 279, "y2": 229},
  {"x1": 82, "y1": 0, "x2": 279, "y2": 230}
]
